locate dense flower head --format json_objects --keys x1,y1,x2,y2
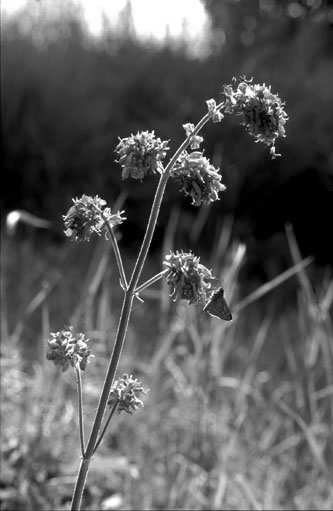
[
  {"x1": 163, "y1": 250, "x2": 215, "y2": 305},
  {"x1": 171, "y1": 151, "x2": 226, "y2": 206},
  {"x1": 108, "y1": 374, "x2": 147, "y2": 414},
  {"x1": 63, "y1": 194, "x2": 125, "y2": 242},
  {"x1": 222, "y1": 77, "x2": 288, "y2": 158},
  {"x1": 115, "y1": 130, "x2": 170, "y2": 180},
  {"x1": 206, "y1": 98, "x2": 224, "y2": 123},
  {"x1": 183, "y1": 123, "x2": 204, "y2": 150},
  {"x1": 46, "y1": 327, "x2": 93, "y2": 371}
]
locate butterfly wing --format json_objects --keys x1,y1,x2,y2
[{"x1": 204, "y1": 287, "x2": 232, "y2": 321}]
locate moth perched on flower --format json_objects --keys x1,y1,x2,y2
[{"x1": 204, "y1": 287, "x2": 232, "y2": 321}]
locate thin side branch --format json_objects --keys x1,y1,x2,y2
[
  {"x1": 93, "y1": 401, "x2": 118, "y2": 455},
  {"x1": 135, "y1": 269, "x2": 168, "y2": 294},
  {"x1": 75, "y1": 365, "x2": 86, "y2": 457},
  {"x1": 94, "y1": 205, "x2": 128, "y2": 291}
]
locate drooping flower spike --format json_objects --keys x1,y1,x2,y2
[{"x1": 222, "y1": 76, "x2": 288, "y2": 158}]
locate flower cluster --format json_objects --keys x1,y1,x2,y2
[
  {"x1": 171, "y1": 151, "x2": 226, "y2": 206},
  {"x1": 46, "y1": 327, "x2": 93, "y2": 371},
  {"x1": 183, "y1": 123, "x2": 203, "y2": 150},
  {"x1": 222, "y1": 77, "x2": 288, "y2": 158},
  {"x1": 206, "y1": 99, "x2": 224, "y2": 123},
  {"x1": 115, "y1": 130, "x2": 170, "y2": 180},
  {"x1": 63, "y1": 195, "x2": 125, "y2": 242},
  {"x1": 163, "y1": 250, "x2": 215, "y2": 305},
  {"x1": 108, "y1": 374, "x2": 147, "y2": 414}
]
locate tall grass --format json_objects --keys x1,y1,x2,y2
[{"x1": 1, "y1": 215, "x2": 333, "y2": 510}]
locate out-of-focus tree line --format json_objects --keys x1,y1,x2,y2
[{"x1": 2, "y1": 0, "x2": 333, "y2": 266}]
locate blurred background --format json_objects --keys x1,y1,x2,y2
[{"x1": 1, "y1": 1, "x2": 333, "y2": 510}]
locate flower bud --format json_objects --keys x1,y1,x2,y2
[
  {"x1": 183, "y1": 123, "x2": 204, "y2": 150},
  {"x1": 222, "y1": 77, "x2": 288, "y2": 158},
  {"x1": 206, "y1": 99, "x2": 224, "y2": 123}
]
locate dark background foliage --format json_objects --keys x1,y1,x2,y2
[{"x1": 2, "y1": 0, "x2": 333, "y2": 270}]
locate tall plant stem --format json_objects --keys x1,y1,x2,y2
[
  {"x1": 70, "y1": 107, "x2": 218, "y2": 511},
  {"x1": 70, "y1": 290, "x2": 133, "y2": 511}
]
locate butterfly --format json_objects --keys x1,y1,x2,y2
[{"x1": 204, "y1": 287, "x2": 232, "y2": 321}]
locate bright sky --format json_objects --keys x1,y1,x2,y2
[{"x1": 2, "y1": 0, "x2": 210, "y2": 48}]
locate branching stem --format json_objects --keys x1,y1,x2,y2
[{"x1": 70, "y1": 105, "x2": 219, "y2": 511}]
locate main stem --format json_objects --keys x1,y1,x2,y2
[
  {"x1": 70, "y1": 108, "x2": 217, "y2": 510},
  {"x1": 70, "y1": 171, "x2": 169, "y2": 510}
]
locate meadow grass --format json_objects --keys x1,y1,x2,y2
[{"x1": 1, "y1": 216, "x2": 333, "y2": 510}]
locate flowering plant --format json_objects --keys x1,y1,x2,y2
[{"x1": 47, "y1": 76, "x2": 287, "y2": 510}]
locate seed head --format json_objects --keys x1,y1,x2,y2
[
  {"x1": 46, "y1": 327, "x2": 93, "y2": 372},
  {"x1": 163, "y1": 250, "x2": 215, "y2": 305},
  {"x1": 63, "y1": 194, "x2": 125, "y2": 242},
  {"x1": 115, "y1": 130, "x2": 170, "y2": 180},
  {"x1": 108, "y1": 374, "x2": 148, "y2": 415},
  {"x1": 172, "y1": 151, "x2": 226, "y2": 206},
  {"x1": 222, "y1": 77, "x2": 288, "y2": 158}
]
